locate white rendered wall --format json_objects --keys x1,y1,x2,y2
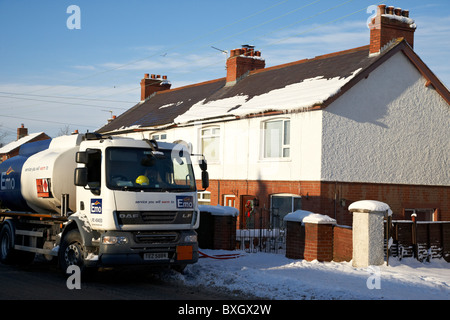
[
  {"x1": 119, "y1": 110, "x2": 323, "y2": 182},
  {"x1": 321, "y1": 51, "x2": 450, "y2": 186}
]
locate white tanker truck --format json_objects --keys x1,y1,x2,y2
[{"x1": 0, "y1": 132, "x2": 208, "y2": 273}]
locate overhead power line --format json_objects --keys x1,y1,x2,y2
[{"x1": 22, "y1": 0, "x2": 291, "y2": 97}]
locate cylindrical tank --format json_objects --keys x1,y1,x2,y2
[
  {"x1": 0, "y1": 139, "x2": 51, "y2": 211},
  {"x1": 0, "y1": 135, "x2": 83, "y2": 214}
]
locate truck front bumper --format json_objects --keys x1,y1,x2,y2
[{"x1": 92, "y1": 230, "x2": 198, "y2": 267}]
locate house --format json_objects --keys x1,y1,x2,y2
[
  {"x1": 98, "y1": 5, "x2": 450, "y2": 226},
  {"x1": 0, "y1": 124, "x2": 50, "y2": 162}
]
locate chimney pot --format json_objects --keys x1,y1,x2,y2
[
  {"x1": 144, "y1": 73, "x2": 149, "y2": 79},
  {"x1": 17, "y1": 124, "x2": 28, "y2": 140},
  {"x1": 226, "y1": 46, "x2": 265, "y2": 84},
  {"x1": 369, "y1": 4, "x2": 416, "y2": 54},
  {"x1": 141, "y1": 73, "x2": 171, "y2": 100}
]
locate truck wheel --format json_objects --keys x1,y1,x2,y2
[
  {"x1": 59, "y1": 229, "x2": 86, "y2": 273},
  {"x1": 0, "y1": 223, "x2": 15, "y2": 264},
  {"x1": 0, "y1": 222, "x2": 36, "y2": 265}
]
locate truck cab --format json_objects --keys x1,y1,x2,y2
[{"x1": 66, "y1": 133, "x2": 208, "y2": 271}]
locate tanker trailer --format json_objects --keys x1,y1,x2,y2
[{"x1": 0, "y1": 132, "x2": 208, "y2": 274}]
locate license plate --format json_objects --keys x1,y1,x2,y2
[{"x1": 143, "y1": 252, "x2": 168, "y2": 260}]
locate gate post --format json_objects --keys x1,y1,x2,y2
[
  {"x1": 284, "y1": 210, "x2": 336, "y2": 261},
  {"x1": 197, "y1": 205, "x2": 239, "y2": 250},
  {"x1": 349, "y1": 200, "x2": 392, "y2": 268}
]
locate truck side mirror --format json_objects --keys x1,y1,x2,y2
[
  {"x1": 74, "y1": 168, "x2": 88, "y2": 186},
  {"x1": 199, "y1": 159, "x2": 207, "y2": 171},
  {"x1": 201, "y1": 171, "x2": 209, "y2": 190},
  {"x1": 76, "y1": 152, "x2": 88, "y2": 164}
]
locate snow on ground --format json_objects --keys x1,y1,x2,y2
[{"x1": 167, "y1": 249, "x2": 450, "y2": 300}]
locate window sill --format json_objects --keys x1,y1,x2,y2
[{"x1": 258, "y1": 157, "x2": 292, "y2": 163}]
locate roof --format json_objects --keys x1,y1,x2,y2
[
  {"x1": 98, "y1": 39, "x2": 450, "y2": 134},
  {"x1": 0, "y1": 132, "x2": 47, "y2": 154}
]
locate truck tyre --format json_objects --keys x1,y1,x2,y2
[
  {"x1": 59, "y1": 229, "x2": 86, "y2": 274},
  {"x1": 0, "y1": 223, "x2": 15, "y2": 264},
  {"x1": 0, "y1": 222, "x2": 35, "y2": 265}
]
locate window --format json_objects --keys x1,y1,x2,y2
[
  {"x1": 106, "y1": 147, "x2": 195, "y2": 192},
  {"x1": 404, "y1": 208, "x2": 436, "y2": 221},
  {"x1": 201, "y1": 126, "x2": 220, "y2": 163},
  {"x1": 270, "y1": 194, "x2": 301, "y2": 227},
  {"x1": 263, "y1": 119, "x2": 290, "y2": 158},
  {"x1": 198, "y1": 191, "x2": 211, "y2": 205},
  {"x1": 223, "y1": 195, "x2": 236, "y2": 207},
  {"x1": 86, "y1": 149, "x2": 102, "y2": 190},
  {"x1": 151, "y1": 133, "x2": 167, "y2": 141}
]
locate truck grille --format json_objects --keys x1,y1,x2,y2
[
  {"x1": 115, "y1": 211, "x2": 193, "y2": 225},
  {"x1": 133, "y1": 232, "x2": 179, "y2": 244},
  {"x1": 141, "y1": 211, "x2": 176, "y2": 224}
]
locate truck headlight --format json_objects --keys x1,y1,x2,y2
[
  {"x1": 184, "y1": 234, "x2": 197, "y2": 243},
  {"x1": 102, "y1": 236, "x2": 128, "y2": 245}
]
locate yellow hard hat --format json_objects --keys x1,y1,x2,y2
[{"x1": 136, "y1": 175, "x2": 149, "y2": 185}]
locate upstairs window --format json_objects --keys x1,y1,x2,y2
[
  {"x1": 263, "y1": 119, "x2": 290, "y2": 158},
  {"x1": 151, "y1": 132, "x2": 167, "y2": 141},
  {"x1": 201, "y1": 126, "x2": 220, "y2": 163}
]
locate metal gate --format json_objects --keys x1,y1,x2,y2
[{"x1": 235, "y1": 206, "x2": 286, "y2": 254}]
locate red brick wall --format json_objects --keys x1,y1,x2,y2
[
  {"x1": 212, "y1": 215, "x2": 237, "y2": 250},
  {"x1": 199, "y1": 179, "x2": 450, "y2": 226},
  {"x1": 304, "y1": 223, "x2": 334, "y2": 262},
  {"x1": 285, "y1": 221, "x2": 305, "y2": 259},
  {"x1": 333, "y1": 226, "x2": 353, "y2": 262},
  {"x1": 285, "y1": 221, "x2": 335, "y2": 262}
]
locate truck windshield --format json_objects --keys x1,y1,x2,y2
[{"x1": 106, "y1": 147, "x2": 196, "y2": 192}]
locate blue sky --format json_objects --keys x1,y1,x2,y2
[{"x1": 0, "y1": 0, "x2": 449, "y2": 141}]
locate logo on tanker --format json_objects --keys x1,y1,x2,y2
[
  {"x1": 90, "y1": 199, "x2": 102, "y2": 214},
  {"x1": 0, "y1": 167, "x2": 15, "y2": 191},
  {"x1": 176, "y1": 196, "x2": 193, "y2": 209}
]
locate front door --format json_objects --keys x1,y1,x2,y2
[{"x1": 239, "y1": 195, "x2": 256, "y2": 229}]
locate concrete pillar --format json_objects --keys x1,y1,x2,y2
[{"x1": 348, "y1": 200, "x2": 391, "y2": 268}]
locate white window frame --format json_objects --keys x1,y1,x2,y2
[
  {"x1": 150, "y1": 132, "x2": 167, "y2": 141},
  {"x1": 199, "y1": 125, "x2": 221, "y2": 164},
  {"x1": 261, "y1": 118, "x2": 290, "y2": 159},
  {"x1": 223, "y1": 194, "x2": 236, "y2": 207},
  {"x1": 270, "y1": 193, "x2": 301, "y2": 227},
  {"x1": 198, "y1": 191, "x2": 211, "y2": 205}
]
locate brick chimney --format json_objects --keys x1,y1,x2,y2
[
  {"x1": 17, "y1": 124, "x2": 28, "y2": 140},
  {"x1": 226, "y1": 45, "x2": 265, "y2": 85},
  {"x1": 369, "y1": 4, "x2": 416, "y2": 55},
  {"x1": 140, "y1": 74, "x2": 171, "y2": 101}
]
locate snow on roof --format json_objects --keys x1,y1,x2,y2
[
  {"x1": 0, "y1": 132, "x2": 45, "y2": 154},
  {"x1": 283, "y1": 210, "x2": 337, "y2": 224},
  {"x1": 348, "y1": 200, "x2": 393, "y2": 215},
  {"x1": 174, "y1": 69, "x2": 362, "y2": 124},
  {"x1": 199, "y1": 204, "x2": 239, "y2": 217}
]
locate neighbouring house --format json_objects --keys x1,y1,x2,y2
[
  {"x1": 98, "y1": 5, "x2": 450, "y2": 226},
  {"x1": 0, "y1": 124, "x2": 50, "y2": 162}
]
